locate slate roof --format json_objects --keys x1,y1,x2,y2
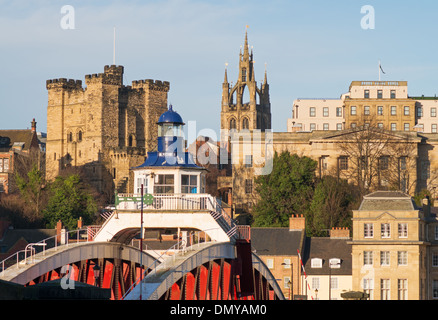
[
  {"x1": 301, "y1": 237, "x2": 352, "y2": 275},
  {"x1": 0, "y1": 229, "x2": 57, "y2": 254},
  {"x1": 358, "y1": 191, "x2": 418, "y2": 211},
  {"x1": 250, "y1": 228, "x2": 304, "y2": 256},
  {"x1": 134, "y1": 151, "x2": 204, "y2": 169},
  {"x1": 0, "y1": 129, "x2": 38, "y2": 152}
]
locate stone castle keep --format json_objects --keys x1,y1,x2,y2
[{"x1": 46, "y1": 65, "x2": 169, "y2": 195}]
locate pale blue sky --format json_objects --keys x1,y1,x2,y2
[{"x1": 1, "y1": 0, "x2": 438, "y2": 137}]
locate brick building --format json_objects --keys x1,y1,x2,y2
[{"x1": 0, "y1": 119, "x2": 41, "y2": 194}]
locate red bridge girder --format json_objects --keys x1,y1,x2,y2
[
  {"x1": 159, "y1": 258, "x2": 278, "y2": 301},
  {"x1": 25, "y1": 258, "x2": 146, "y2": 300}
]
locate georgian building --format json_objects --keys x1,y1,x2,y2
[{"x1": 350, "y1": 191, "x2": 438, "y2": 300}]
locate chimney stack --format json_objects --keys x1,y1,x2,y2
[
  {"x1": 31, "y1": 118, "x2": 37, "y2": 133},
  {"x1": 423, "y1": 195, "x2": 431, "y2": 218},
  {"x1": 289, "y1": 214, "x2": 305, "y2": 231},
  {"x1": 330, "y1": 227, "x2": 350, "y2": 239}
]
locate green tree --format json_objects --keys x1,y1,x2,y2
[
  {"x1": 252, "y1": 152, "x2": 317, "y2": 227},
  {"x1": 14, "y1": 164, "x2": 46, "y2": 223},
  {"x1": 43, "y1": 174, "x2": 97, "y2": 229},
  {"x1": 307, "y1": 176, "x2": 360, "y2": 237}
]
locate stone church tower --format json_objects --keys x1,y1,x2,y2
[
  {"x1": 220, "y1": 31, "x2": 271, "y2": 132},
  {"x1": 46, "y1": 65, "x2": 169, "y2": 195}
]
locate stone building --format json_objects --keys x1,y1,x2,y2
[
  {"x1": 349, "y1": 191, "x2": 438, "y2": 300},
  {"x1": 45, "y1": 65, "x2": 170, "y2": 195},
  {"x1": 288, "y1": 80, "x2": 438, "y2": 133}
]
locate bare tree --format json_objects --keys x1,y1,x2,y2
[{"x1": 338, "y1": 116, "x2": 419, "y2": 196}]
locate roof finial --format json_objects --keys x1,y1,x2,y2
[
  {"x1": 224, "y1": 62, "x2": 229, "y2": 83},
  {"x1": 169, "y1": 104, "x2": 173, "y2": 111},
  {"x1": 243, "y1": 25, "x2": 249, "y2": 57}
]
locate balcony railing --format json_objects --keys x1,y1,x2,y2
[{"x1": 116, "y1": 193, "x2": 220, "y2": 211}]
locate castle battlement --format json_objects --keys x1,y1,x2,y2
[
  {"x1": 46, "y1": 78, "x2": 83, "y2": 90},
  {"x1": 104, "y1": 64, "x2": 124, "y2": 74},
  {"x1": 84, "y1": 73, "x2": 105, "y2": 80},
  {"x1": 131, "y1": 79, "x2": 170, "y2": 91}
]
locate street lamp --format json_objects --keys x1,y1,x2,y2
[
  {"x1": 329, "y1": 258, "x2": 341, "y2": 300},
  {"x1": 93, "y1": 263, "x2": 101, "y2": 287},
  {"x1": 281, "y1": 262, "x2": 293, "y2": 300}
]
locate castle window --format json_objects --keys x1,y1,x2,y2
[
  {"x1": 128, "y1": 135, "x2": 136, "y2": 147},
  {"x1": 78, "y1": 131, "x2": 82, "y2": 142},
  {"x1": 242, "y1": 118, "x2": 249, "y2": 130},
  {"x1": 68, "y1": 132, "x2": 73, "y2": 142}
]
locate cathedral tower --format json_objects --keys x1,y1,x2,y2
[{"x1": 220, "y1": 30, "x2": 271, "y2": 132}]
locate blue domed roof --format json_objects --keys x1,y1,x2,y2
[{"x1": 158, "y1": 105, "x2": 184, "y2": 125}]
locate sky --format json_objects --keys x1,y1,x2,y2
[{"x1": 2, "y1": 0, "x2": 438, "y2": 139}]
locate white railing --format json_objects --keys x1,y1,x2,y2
[
  {"x1": 116, "y1": 193, "x2": 237, "y2": 238},
  {"x1": 0, "y1": 228, "x2": 95, "y2": 276},
  {"x1": 116, "y1": 193, "x2": 218, "y2": 211}
]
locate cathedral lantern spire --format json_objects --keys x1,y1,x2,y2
[
  {"x1": 243, "y1": 27, "x2": 249, "y2": 58},
  {"x1": 220, "y1": 28, "x2": 271, "y2": 132}
]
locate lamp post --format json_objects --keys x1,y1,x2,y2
[
  {"x1": 281, "y1": 262, "x2": 293, "y2": 300},
  {"x1": 329, "y1": 259, "x2": 341, "y2": 300},
  {"x1": 93, "y1": 263, "x2": 101, "y2": 287}
]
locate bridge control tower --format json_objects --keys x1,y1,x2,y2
[{"x1": 93, "y1": 105, "x2": 239, "y2": 244}]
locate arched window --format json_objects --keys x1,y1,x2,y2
[
  {"x1": 67, "y1": 132, "x2": 73, "y2": 142},
  {"x1": 229, "y1": 118, "x2": 236, "y2": 130},
  {"x1": 77, "y1": 130, "x2": 82, "y2": 142},
  {"x1": 242, "y1": 68, "x2": 247, "y2": 82},
  {"x1": 242, "y1": 117, "x2": 249, "y2": 130}
]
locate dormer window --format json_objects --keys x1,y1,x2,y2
[
  {"x1": 329, "y1": 258, "x2": 341, "y2": 268},
  {"x1": 311, "y1": 258, "x2": 322, "y2": 268}
]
